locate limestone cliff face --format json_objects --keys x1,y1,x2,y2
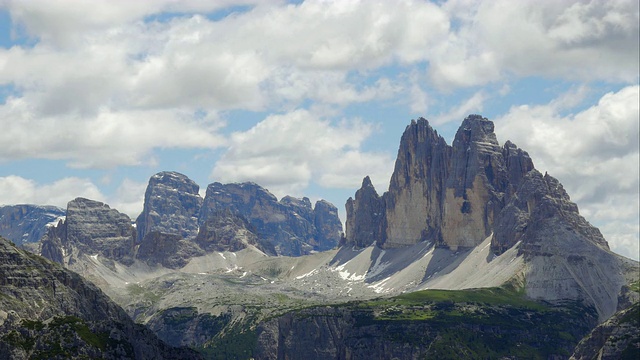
[
  {"x1": 39, "y1": 198, "x2": 135, "y2": 266},
  {"x1": 346, "y1": 115, "x2": 533, "y2": 250},
  {"x1": 194, "y1": 209, "x2": 260, "y2": 253},
  {"x1": 136, "y1": 171, "x2": 202, "y2": 244},
  {"x1": 0, "y1": 205, "x2": 65, "y2": 246},
  {"x1": 346, "y1": 116, "x2": 634, "y2": 321},
  {"x1": 136, "y1": 232, "x2": 203, "y2": 269},
  {"x1": 493, "y1": 170, "x2": 630, "y2": 320},
  {"x1": 313, "y1": 200, "x2": 343, "y2": 252},
  {"x1": 344, "y1": 176, "x2": 385, "y2": 248},
  {"x1": 200, "y1": 182, "x2": 341, "y2": 256},
  {"x1": 383, "y1": 118, "x2": 449, "y2": 248}
]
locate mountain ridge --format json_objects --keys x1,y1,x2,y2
[{"x1": 0, "y1": 115, "x2": 636, "y2": 358}]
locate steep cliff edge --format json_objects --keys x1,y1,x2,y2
[
  {"x1": 253, "y1": 288, "x2": 597, "y2": 360},
  {"x1": 39, "y1": 197, "x2": 135, "y2": 266},
  {"x1": 136, "y1": 171, "x2": 202, "y2": 244},
  {"x1": 200, "y1": 181, "x2": 342, "y2": 256},
  {"x1": 571, "y1": 300, "x2": 639, "y2": 360},
  {"x1": 0, "y1": 236, "x2": 200, "y2": 359},
  {"x1": 346, "y1": 115, "x2": 533, "y2": 251},
  {"x1": 344, "y1": 115, "x2": 637, "y2": 321}
]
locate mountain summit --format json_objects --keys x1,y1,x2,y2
[{"x1": 344, "y1": 115, "x2": 637, "y2": 321}]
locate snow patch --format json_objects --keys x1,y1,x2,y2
[{"x1": 295, "y1": 269, "x2": 318, "y2": 280}]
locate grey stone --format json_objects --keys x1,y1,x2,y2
[{"x1": 0, "y1": 205, "x2": 65, "y2": 246}]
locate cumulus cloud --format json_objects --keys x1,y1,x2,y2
[
  {"x1": 211, "y1": 109, "x2": 394, "y2": 198},
  {"x1": 0, "y1": 175, "x2": 106, "y2": 209},
  {"x1": 495, "y1": 85, "x2": 639, "y2": 260},
  {"x1": 0, "y1": 175, "x2": 146, "y2": 218},
  {"x1": 432, "y1": 0, "x2": 639, "y2": 89},
  {"x1": 0, "y1": 102, "x2": 226, "y2": 168}
]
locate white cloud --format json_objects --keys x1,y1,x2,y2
[
  {"x1": 0, "y1": 175, "x2": 146, "y2": 218},
  {"x1": 431, "y1": 0, "x2": 639, "y2": 89},
  {"x1": 495, "y1": 85, "x2": 640, "y2": 260},
  {"x1": 433, "y1": 90, "x2": 487, "y2": 124},
  {"x1": 0, "y1": 175, "x2": 106, "y2": 209},
  {"x1": 110, "y1": 178, "x2": 147, "y2": 219},
  {"x1": 0, "y1": 102, "x2": 226, "y2": 168},
  {"x1": 211, "y1": 109, "x2": 393, "y2": 198}
]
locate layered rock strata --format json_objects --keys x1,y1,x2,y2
[
  {"x1": 39, "y1": 198, "x2": 135, "y2": 266},
  {"x1": 136, "y1": 171, "x2": 202, "y2": 243}
]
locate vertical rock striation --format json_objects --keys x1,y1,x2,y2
[
  {"x1": 346, "y1": 115, "x2": 533, "y2": 251},
  {"x1": 344, "y1": 115, "x2": 637, "y2": 321},
  {"x1": 344, "y1": 176, "x2": 385, "y2": 248}
]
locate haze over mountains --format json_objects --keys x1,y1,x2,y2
[{"x1": 1, "y1": 116, "x2": 638, "y2": 359}]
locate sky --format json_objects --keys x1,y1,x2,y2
[{"x1": 0, "y1": 0, "x2": 638, "y2": 260}]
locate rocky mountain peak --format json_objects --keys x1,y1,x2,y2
[
  {"x1": 200, "y1": 181, "x2": 342, "y2": 256},
  {"x1": 0, "y1": 236, "x2": 201, "y2": 359},
  {"x1": 136, "y1": 171, "x2": 202, "y2": 243},
  {"x1": 39, "y1": 197, "x2": 135, "y2": 266},
  {"x1": 344, "y1": 176, "x2": 385, "y2": 249},
  {"x1": 347, "y1": 115, "x2": 593, "y2": 252}
]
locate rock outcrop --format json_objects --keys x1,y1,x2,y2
[
  {"x1": 0, "y1": 236, "x2": 201, "y2": 359},
  {"x1": 0, "y1": 205, "x2": 65, "y2": 246},
  {"x1": 200, "y1": 182, "x2": 341, "y2": 256},
  {"x1": 136, "y1": 171, "x2": 202, "y2": 243},
  {"x1": 194, "y1": 209, "x2": 260, "y2": 253},
  {"x1": 344, "y1": 176, "x2": 385, "y2": 248},
  {"x1": 346, "y1": 115, "x2": 533, "y2": 251},
  {"x1": 254, "y1": 293, "x2": 596, "y2": 360},
  {"x1": 344, "y1": 115, "x2": 637, "y2": 321},
  {"x1": 39, "y1": 198, "x2": 135, "y2": 266},
  {"x1": 571, "y1": 301, "x2": 639, "y2": 360}
]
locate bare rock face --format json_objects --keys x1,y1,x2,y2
[
  {"x1": 194, "y1": 209, "x2": 260, "y2": 253},
  {"x1": 313, "y1": 200, "x2": 343, "y2": 252},
  {"x1": 383, "y1": 118, "x2": 450, "y2": 248},
  {"x1": 348, "y1": 115, "x2": 533, "y2": 250},
  {"x1": 571, "y1": 302, "x2": 639, "y2": 360},
  {"x1": 494, "y1": 170, "x2": 629, "y2": 320},
  {"x1": 346, "y1": 115, "x2": 636, "y2": 321},
  {"x1": 200, "y1": 182, "x2": 342, "y2": 256},
  {"x1": 0, "y1": 236, "x2": 202, "y2": 359},
  {"x1": 39, "y1": 198, "x2": 135, "y2": 266},
  {"x1": 344, "y1": 176, "x2": 385, "y2": 248},
  {"x1": 0, "y1": 205, "x2": 65, "y2": 246},
  {"x1": 136, "y1": 171, "x2": 203, "y2": 243},
  {"x1": 136, "y1": 231, "x2": 204, "y2": 269}
]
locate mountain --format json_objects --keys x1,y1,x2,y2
[
  {"x1": 344, "y1": 115, "x2": 637, "y2": 321},
  {"x1": 200, "y1": 182, "x2": 342, "y2": 256},
  {"x1": 0, "y1": 236, "x2": 201, "y2": 359},
  {"x1": 5, "y1": 116, "x2": 636, "y2": 358},
  {"x1": 38, "y1": 172, "x2": 343, "y2": 270},
  {"x1": 39, "y1": 197, "x2": 136, "y2": 266},
  {"x1": 0, "y1": 205, "x2": 65, "y2": 246},
  {"x1": 253, "y1": 288, "x2": 598, "y2": 360}
]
